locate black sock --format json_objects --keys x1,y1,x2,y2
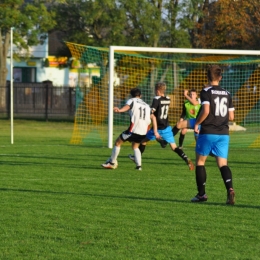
[
  {"x1": 196, "y1": 166, "x2": 207, "y2": 196},
  {"x1": 174, "y1": 147, "x2": 188, "y2": 161},
  {"x1": 220, "y1": 165, "x2": 233, "y2": 191},
  {"x1": 172, "y1": 126, "x2": 180, "y2": 136},
  {"x1": 139, "y1": 144, "x2": 146, "y2": 154},
  {"x1": 179, "y1": 133, "x2": 185, "y2": 147}
]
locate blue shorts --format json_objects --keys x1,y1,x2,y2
[
  {"x1": 146, "y1": 126, "x2": 175, "y2": 144},
  {"x1": 188, "y1": 118, "x2": 200, "y2": 138},
  {"x1": 189, "y1": 118, "x2": 196, "y2": 128},
  {"x1": 196, "y1": 134, "x2": 229, "y2": 158}
]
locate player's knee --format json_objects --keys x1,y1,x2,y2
[
  {"x1": 170, "y1": 143, "x2": 177, "y2": 150},
  {"x1": 115, "y1": 138, "x2": 124, "y2": 146}
]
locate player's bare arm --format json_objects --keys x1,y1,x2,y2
[
  {"x1": 229, "y1": 110, "x2": 235, "y2": 121},
  {"x1": 194, "y1": 104, "x2": 209, "y2": 133},
  {"x1": 184, "y1": 89, "x2": 199, "y2": 106},
  {"x1": 113, "y1": 105, "x2": 130, "y2": 113},
  {"x1": 150, "y1": 114, "x2": 161, "y2": 140}
]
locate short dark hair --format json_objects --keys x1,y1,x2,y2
[
  {"x1": 190, "y1": 88, "x2": 197, "y2": 93},
  {"x1": 130, "y1": 88, "x2": 141, "y2": 97},
  {"x1": 207, "y1": 65, "x2": 222, "y2": 82}
]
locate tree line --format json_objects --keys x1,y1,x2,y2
[
  {"x1": 53, "y1": 0, "x2": 260, "y2": 50},
  {"x1": 1, "y1": 0, "x2": 260, "y2": 106}
]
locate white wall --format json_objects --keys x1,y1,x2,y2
[
  {"x1": 37, "y1": 67, "x2": 70, "y2": 86},
  {"x1": 6, "y1": 58, "x2": 70, "y2": 86}
]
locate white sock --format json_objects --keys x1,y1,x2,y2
[
  {"x1": 111, "y1": 146, "x2": 120, "y2": 163},
  {"x1": 134, "y1": 148, "x2": 141, "y2": 167}
]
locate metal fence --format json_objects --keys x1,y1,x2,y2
[{"x1": 0, "y1": 82, "x2": 76, "y2": 121}]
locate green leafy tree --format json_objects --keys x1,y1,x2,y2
[
  {"x1": 177, "y1": 0, "x2": 205, "y2": 48},
  {"x1": 54, "y1": 0, "x2": 199, "y2": 94},
  {"x1": 54, "y1": 0, "x2": 197, "y2": 52},
  {"x1": 118, "y1": 0, "x2": 164, "y2": 47},
  {"x1": 0, "y1": 0, "x2": 56, "y2": 108},
  {"x1": 120, "y1": 0, "x2": 198, "y2": 48},
  {"x1": 54, "y1": 0, "x2": 127, "y2": 53}
]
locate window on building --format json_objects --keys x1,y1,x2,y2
[{"x1": 14, "y1": 67, "x2": 36, "y2": 83}]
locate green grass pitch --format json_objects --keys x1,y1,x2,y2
[{"x1": 0, "y1": 119, "x2": 260, "y2": 259}]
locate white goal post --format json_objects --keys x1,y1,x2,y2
[{"x1": 108, "y1": 46, "x2": 260, "y2": 149}]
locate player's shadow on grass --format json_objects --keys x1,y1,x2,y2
[
  {"x1": 0, "y1": 187, "x2": 259, "y2": 210},
  {"x1": 228, "y1": 159, "x2": 258, "y2": 165},
  {"x1": 0, "y1": 160, "x2": 88, "y2": 169},
  {"x1": 0, "y1": 154, "x2": 87, "y2": 161}
]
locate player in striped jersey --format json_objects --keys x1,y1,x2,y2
[{"x1": 101, "y1": 88, "x2": 158, "y2": 170}]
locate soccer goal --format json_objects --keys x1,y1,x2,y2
[{"x1": 66, "y1": 42, "x2": 260, "y2": 149}]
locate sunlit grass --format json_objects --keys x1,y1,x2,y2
[{"x1": 0, "y1": 119, "x2": 259, "y2": 259}]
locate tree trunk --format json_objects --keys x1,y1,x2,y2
[
  {"x1": 0, "y1": 69, "x2": 8, "y2": 109},
  {"x1": 0, "y1": 30, "x2": 10, "y2": 108}
]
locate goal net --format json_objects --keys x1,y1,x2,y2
[{"x1": 66, "y1": 42, "x2": 260, "y2": 149}]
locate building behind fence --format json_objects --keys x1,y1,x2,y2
[{"x1": 0, "y1": 82, "x2": 76, "y2": 121}]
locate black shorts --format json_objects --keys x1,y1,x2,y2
[{"x1": 120, "y1": 130, "x2": 146, "y2": 143}]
